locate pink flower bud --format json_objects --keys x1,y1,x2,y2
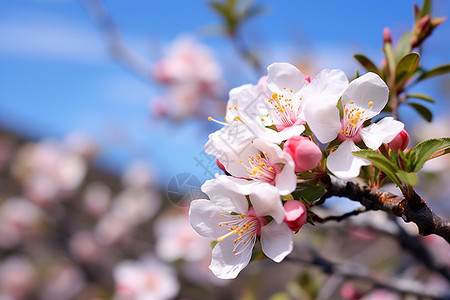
[
  {"x1": 305, "y1": 75, "x2": 311, "y2": 85},
  {"x1": 387, "y1": 129, "x2": 409, "y2": 152},
  {"x1": 283, "y1": 136, "x2": 322, "y2": 172},
  {"x1": 383, "y1": 27, "x2": 392, "y2": 44},
  {"x1": 283, "y1": 200, "x2": 307, "y2": 231}
]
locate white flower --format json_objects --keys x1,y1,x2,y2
[
  {"x1": 206, "y1": 63, "x2": 347, "y2": 176},
  {"x1": 225, "y1": 62, "x2": 347, "y2": 143},
  {"x1": 217, "y1": 138, "x2": 296, "y2": 196},
  {"x1": 189, "y1": 176, "x2": 293, "y2": 279},
  {"x1": 114, "y1": 254, "x2": 179, "y2": 300},
  {"x1": 303, "y1": 72, "x2": 404, "y2": 179}
]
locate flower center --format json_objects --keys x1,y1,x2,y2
[
  {"x1": 217, "y1": 212, "x2": 262, "y2": 255},
  {"x1": 267, "y1": 88, "x2": 303, "y2": 128},
  {"x1": 240, "y1": 153, "x2": 279, "y2": 184},
  {"x1": 338, "y1": 101, "x2": 373, "y2": 141}
]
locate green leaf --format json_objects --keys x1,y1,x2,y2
[
  {"x1": 353, "y1": 149, "x2": 403, "y2": 188},
  {"x1": 410, "y1": 139, "x2": 443, "y2": 172},
  {"x1": 395, "y1": 31, "x2": 413, "y2": 61},
  {"x1": 406, "y1": 93, "x2": 435, "y2": 103},
  {"x1": 417, "y1": 64, "x2": 450, "y2": 81},
  {"x1": 395, "y1": 170, "x2": 418, "y2": 186},
  {"x1": 245, "y1": 4, "x2": 267, "y2": 19},
  {"x1": 293, "y1": 185, "x2": 326, "y2": 204},
  {"x1": 383, "y1": 43, "x2": 396, "y2": 78},
  {"x1": 353, "y1": 54, "x2": 380, "y2": 74},
  {"x1": 429, "y1": 137, "x2": 450, "y2": 160},
  {"x1": 420, "y1": 0, "x2": 432, "y2": 17},
  {"x1": 406, "y1": 102, "x2": 433, "y2": 122},
  {"x1": 395, "y1": 52, "x2": 420, "y2": 85}
]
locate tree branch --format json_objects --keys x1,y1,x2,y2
[
  {"x1": 321, "y1": 176, "x2": 450, "y2": 244},
  {"x1": 79, "y1": 0, "x2": 154, "y2": 82},
  {"x1": 314, "y1": 206, "x2": 368, "y2": 223},
  {"x1": 286, "y1": 250, "x2": 450, "y2": 300}
]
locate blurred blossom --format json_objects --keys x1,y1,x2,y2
[
  {"x1": 182, "y1": 257, "x2": 230, "y2": 287},
  {"x1": 112, "y1": 188, "x2": 161, "y2": 226},
  {"x1": 0, "y1": 256, "x2": 37, "y2": 300},
  {"x1": 13, "y1": 140, "x2": 87, "y2": 205},
  {"x1": 0, "y1": 197, "x2": 44, "y2": 248},
  {"x1": 41, "y1": 264, "x2": 85, "y2": 300},
  {"x1": 113, "y1": 254, "x2": 179, "y2": 300},
  {"x1": 154, "y1": 211, "x2": 211, "y2": 262},
  {"x1": 122, "y1": 161, "x2": 155, "y2": 190},
  {"x1": 69, "y1": 231, "x2": 101, "y2": 263},
  {"x1": 63, "y1": 131, "x2": 98, "y2": 159},
  {"x1": 150, "y1": 36, "x2": 224, "y2": 120},
  {"x1": 361, "y1": 289, "x2": 399, "y2": 300},
  {"x1": 82, "y1": 182, "x2": 112, "y2": 218},
  {"x1": 95, "y1": 213, "x2": 133, "y2": 246}
]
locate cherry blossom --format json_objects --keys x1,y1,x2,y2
[
  {"x1": 113, "y1": 254, "x2": 179, "y2": 300},
  {"x1": 189, "y1": 176, "x2": 293, "y2": 279},
  {"x1": 303, "y1": 72, "x2": 404, "y2": 179},
  {"x1": 215, "y1": 138, "x2": 296, "y2": 196}
]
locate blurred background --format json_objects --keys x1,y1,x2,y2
[{"x1": 0, "y1": 0, "x2": 450, "y2": 299}]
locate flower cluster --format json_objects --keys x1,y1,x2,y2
[{"x1": 190, "y1": 62, "x2": 404, "y2": 279}]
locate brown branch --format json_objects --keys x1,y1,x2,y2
[
  {"x1": 313, "y1": 206, "x2": 367, "y2": 223},
  {"x1": 286, "y1": 250, "x2": 450, "y2": 300},
  {"x1": 321, "y1": 176, "x2": 450, "y2": 244}
]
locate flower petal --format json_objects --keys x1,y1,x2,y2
[
  {"x1": 201, "y1": 176, "x2": 249, "y2": 214},
  {"x1": 189, "y1": 199, "x2": 230, "y2": 238},
  {"x1": 302, "y1": 101, "x2": 341, "y2": 143},
  {"x1": 260, "y1": 221, "x2": 293, "y2": 262},
  {"x1": 209, "y1": 238, "x2": 254, "y2": 279},
  {"x1": 266, "y1": 62, "x2": 306, "y2": 94},
  {"x1": 327, "y1": 140, "x2": 370, "y2": 179},
  {"x1": 360, "y1": 117, "x2": 405, "y2": 149},
  {"x1": 252, "y1": 138, "x2": 297, "y2": 195},
  {"x1": 342, "y1": 72, "x2": 388, "y2": 119},
  {"x1": 249, "y1": 183, "x2": 285, "y2": 223},
  {"x1": 301, "y1": 68, "x2": 348, "y2": 108}
]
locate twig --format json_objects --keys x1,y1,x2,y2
[
  {"x1": 314, "y1": 207, "x2": 368, "y2": 223},
  {"x1": 321, "y1": 176, "x2": 450, "y2": 244},
  {"x1": 79, "y1": 0, "x2": 153, "y2": 82}
]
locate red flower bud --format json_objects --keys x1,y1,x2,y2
[
  {"x1": 383, "y1": 27, "x2": 392, "y2": 44},
  {"x1": 387, "y1": 129, "x2": 409, "y2": 152},
  {"x1": 283, "y1": 200, "x2": 307, "y2": 231}
]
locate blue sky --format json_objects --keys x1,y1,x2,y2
[{"x1": 1, "y1": 0, "x2": 449, "y2": 186}]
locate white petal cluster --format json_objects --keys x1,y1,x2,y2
[{"x1": 190, "y1": 62, "x2": 404, "y2": 279}]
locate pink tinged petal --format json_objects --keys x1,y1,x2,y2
[
  {"x1": 249, "y1": 183, "x2": 285, "y2": 224},
  {"x1": 342, "y1": 72, "x2": 389, "y2": 119},
  {"x1": 260, "y1": 221, "x2": 293, "y2": 263},
  {"x1": 252, "y1": 139, "x2": 297, "y2": 194},
  {"x1": 327, "y1": 140, "x2": 371, "y2": 179},
  {"x1": 360, "y1": 117, "x2": 404, "y2": 150},
  {"x1": 209, "y1": 238, "x2": 254, "y2": 279},
  {"x1": 300, "y1": 68, "x2": 348, "y2": 108},
  {"x1": 303, "y1": 101, "x2": 341, "y2": 143},
  {"x1": 266, "y1": 62, "x2": 306, "y2": 94},
  {"x1": 189, "y1": 199, "x2": 230, "y2": 239}
]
